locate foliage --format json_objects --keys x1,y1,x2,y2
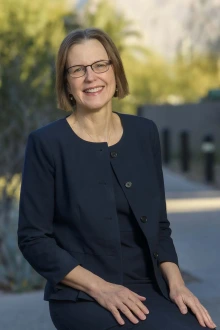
[
  {"x1": 0, "y1": 0, "x2": 80, "y2": 292},
  {"x1": 170, "y1": 52, "x2": 220, "y2": 102},
  {"x1": 0, "y1": 0, "x2": 79, "y2": 131},
  {"x1": 80, "y1": 0, "x2": 220, "y2": 113},
  {"x1": 81, "y1": 0, "x2": 143, "y2": 56}
]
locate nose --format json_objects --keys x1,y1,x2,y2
[{"x1": 84, "y1": 66, "x2": 97, "y2": 81}]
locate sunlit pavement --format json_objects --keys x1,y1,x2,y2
[{"x1": 0, "y1": 168, "x2": 219, "y2": 329}]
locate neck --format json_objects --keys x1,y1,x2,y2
[{"x1": 71, "y1": 108, "x2": 116, "y2": 142}]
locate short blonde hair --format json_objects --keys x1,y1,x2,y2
[{"x1": 56, "y1": 28, "x2": 129, "y2": 111}]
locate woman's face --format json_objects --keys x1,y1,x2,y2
[{"x1": 66, "y1": 39, "x2": 116, "y2": 111}]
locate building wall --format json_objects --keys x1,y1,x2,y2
[{"x1": 138, "y1": 102, "x2": 220, "y2": 157}]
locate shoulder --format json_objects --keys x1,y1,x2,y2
[
  {"x1": 121, "y1": 112, "x2": 157, "y2": 129},
  {"x1": 121, "y1": 112, "x2": 158, "y2": 139},
  {"x1": 27, "y1": 116, "x2": 67, "y2": 152},
  {"x1": 30, "y1": 116, "x2": 65, "y2": 140},
  {"x1": 25, "y1": 116, "x2": 66, "y2": 160}
]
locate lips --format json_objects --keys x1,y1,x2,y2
[{"x1": 83, "y1": 86, "x2": 104, "y2": 93}]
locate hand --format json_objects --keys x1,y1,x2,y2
[
  {"x1": 90, "y1": 281, "x2": 149, "y2": 325},
  {"x1": 169, "y1": 284, "x2": 217, "y2": 328}
]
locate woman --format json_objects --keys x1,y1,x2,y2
[{"x1": 17, "y1": 28, "x2": 217, "y2": 330}]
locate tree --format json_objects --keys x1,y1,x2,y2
[
  {"x1": 0, "y1": 0, "x2": 81, "y2": 292},
  {"x1": 80, "y1": 0, "x2": 144, "y2": 56},
  {"x1": 79, "y1": 0, "x2": 156, "y2": 113}
]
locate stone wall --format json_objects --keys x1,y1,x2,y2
[{"x1": 138, "y1": 102, "x2": 220, "y2": 157}]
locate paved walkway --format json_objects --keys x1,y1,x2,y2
[
  {"x1": 0, "y1": 168, "x2": 219, "y2": 329},
  {"x1": 164, "y1": 168, "x2": 220, "y2": 328}
]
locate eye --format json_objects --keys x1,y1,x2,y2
[
  {"x1": 98, "y1": 63, "x2": 105, "y2": 67},
  {"x1": 73, "y1": 66, "x2": 84, "y2": 73},
  {"x1": 94, "y1": 62, "x2": 107, "y2": 69}
]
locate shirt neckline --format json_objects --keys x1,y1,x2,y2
[{"x1": 63, "y1": 111, "x2": 125, "y2": 147}]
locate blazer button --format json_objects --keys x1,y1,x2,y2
[
  {"x1": 110, "y1": 151, "x2": 118, "y2": 158},
  {"x1": 140, "y1": 216, "x2": 147, "y2": 223},
  {"x1": 153, "y1": 252, "x2": 159, "y2": 259},
  {"x1": 125, "y1": 181, "x2": 132, "y2": 188}
]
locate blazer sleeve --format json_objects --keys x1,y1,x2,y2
[
  {"x1": 17, "y1": 132, "x2": 80, "y2": 289},
  {"x1": 149, "y1": 120, "x2": 179, "y2": 267}
]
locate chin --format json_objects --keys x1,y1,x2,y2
[{"x1": 83, "y1": 100, "x2": 112, "y2": 111}]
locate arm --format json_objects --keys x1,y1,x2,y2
[
  {"x1": 149, "y1": 120, "x2": 179, "y2": 268},
  {"x1": 159, "y1": 262, "x2": 184, "y2": 289},
  {"x1": 17, "y1": 132, "x2": 79, "y2": 289},
  {"x1": 149, "y1": 122, "x2": 216, "y2": 328},
  {"x1": 17, "y1": 132, "x2": 142, "y2": 301},
  {"x1": 60, "y1": 265, "x2": 106, "y2": 295}
]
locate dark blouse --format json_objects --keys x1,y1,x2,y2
[{"x1": 108, "y1": 141, "x2": 155, "y2": 285}]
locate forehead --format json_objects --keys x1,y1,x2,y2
[{"x1": 67, "y1": 39, "x2": 108, "y2": 66}]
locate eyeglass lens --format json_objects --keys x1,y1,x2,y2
[{"x1": 68, "y1": 60, "x2": 111, "y2": 77}]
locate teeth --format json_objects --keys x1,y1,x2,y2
[{"x1": 84, "y1": 87, "x2": 103, "y2": 93}]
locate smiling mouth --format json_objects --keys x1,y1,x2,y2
[{"x1": 84, "y1": 86, "x2": 104, "y2": 93}]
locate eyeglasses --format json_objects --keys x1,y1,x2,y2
[{"x1": 66, "y1": 60, "x2": 112, "y2": 78}]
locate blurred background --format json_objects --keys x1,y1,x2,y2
[{"x1": 0, "y1": 0, "x2": 220, "y2": 329}]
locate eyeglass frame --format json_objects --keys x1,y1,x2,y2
[{"x1": 65, "y1": 59, "x2": 113, "y2": 78}]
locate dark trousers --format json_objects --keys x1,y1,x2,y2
[{"x1": 49, "y1": 282, "x2": 214, "y2": 330}]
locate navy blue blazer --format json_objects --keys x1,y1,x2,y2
[{"x1": 17, "y1": 111, "x2": 179, "y2": 303}]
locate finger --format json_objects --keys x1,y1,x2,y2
[
  {"x1": 123, "y1": 299, "x2": 147, "y2": 321},
  {"x1": 133, "y1": 292, "x2": 147, "y2": 300},
  {"x1": 126, "y1": 297, "x2": 149, "y2": 319},
  {"x1": 184, "y1": 298, "x2": 206, "y2": 327},
  {"x1": 201, "y1": 304, "x2": 213, "y2": 323},
  {"x1": 119, "y1": 302, "x2": 140, "y2": 324},
  {"x1": 174, "y1": 296, "x2": 188, "y2": 314},
  {"x1": 129, "y1": 295, "x2": 149, "y2": 314},
  {"x1": 109, "y1": 306, "x2": 125, "y2": 325},
  {"x1": 200, "y1": 304, "x2": 217, "y2": 328},
  {"x1": 191, "y1": 298, "x2": 217, "y2": 329},
  {"x1": 193, "y1": 302, "x2": 209, "y2": 327},
  {"x1": 196, "y1": 303, "x2": 216, "y2": 329}
]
